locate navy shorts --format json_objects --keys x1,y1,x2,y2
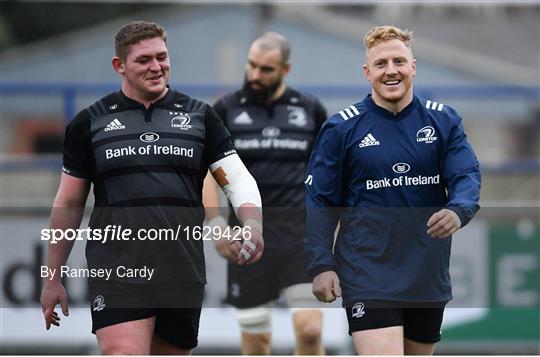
[{"x1": 345, "y1": 300, "x2": 446, "y2": 343}]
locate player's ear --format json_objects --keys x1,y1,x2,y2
[
  {"x1": 363, "y1": 64, "x2": 370, "y2": 80},
  {"x1": 112, "y1": 57, "x2": 125, "y2": 75},
  {"x1": 282, "y1": 62, "x2": 291, "y2": 76},
  {"x1": 412, "y1": 58, "x2": 417, "y2": 77}
]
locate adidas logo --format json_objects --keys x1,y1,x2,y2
[
  {"x1": 425, "y1": 100, "x2": 444, "y2": 111},
  {"x1": 104, "y1": 118, "x2": 125, "y2": 131},
  {"x1": 359, "y1": 133, "x2": 380, "y2": 148},
  {"x1": 233, "y1": 111, "x2": 253, "y2": 124},
  {"x1": 339, "y1": 105, "x2": 360, "y2": 120}
]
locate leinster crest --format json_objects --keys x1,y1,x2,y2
[
  {"x1": 351, "y1": 302, "x2": 365, "y2": 318},
  {"x1": 171, "y1": 113, "x2": 193, "y2": 131}
]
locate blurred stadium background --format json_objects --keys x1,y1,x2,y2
[{"x1": 1, "y1": 1, "x2": 538, "y2": 355}]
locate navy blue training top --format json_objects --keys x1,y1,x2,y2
[{"x1": 305, "y1": 95, "x2": 481, "y2": 305}]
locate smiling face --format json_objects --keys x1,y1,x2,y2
[
  {"x1": 112, "y1": 36, "x2": 170, "y2": 106},
  {"x1": 363, "y1": 38, "x2": 416, "y2": 113}
]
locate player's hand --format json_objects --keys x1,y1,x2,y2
[
  {"x1": 427, "y1": 208, "x2": 461, "y2": 239},
  {"x1": 40, "y1": 280, "x2": 69, "y2": 330},
  {"x1": 214, "y1": 235, "x2": 243, "y2": 263},
  {"x1": 312, "y1": 271, "x2": 341, "y2": 303},
  {"x1": 237, "y1": 228, "x2": 263, "y2": 266}
]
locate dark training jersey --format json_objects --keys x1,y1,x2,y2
[
  {"x1": 63, "y1": 89, "x2": 235, "y2": 284},
  {"x1": 214, "y1": 87, "x2": 326, "y2": 246},
  {"x1": 305, "y1": 95, "x2": 481, "y2": 305}
]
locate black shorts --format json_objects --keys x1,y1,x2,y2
[
  {"x1": 226, "y1": 242, "x2": 311, "y2": 308},
  {"x1": 345, "y1": 300, "x2": 447, "y2": 343},
  {"x1": 89, "y1": 281, "x2": 204, "y2": 349}
]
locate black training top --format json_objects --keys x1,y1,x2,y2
[
  {"x1": 214, "y1": 87, "x2": 326, "y2": 246},
  {"x1": 63, "y1": 89, "x2": 235, "y2": 284}
]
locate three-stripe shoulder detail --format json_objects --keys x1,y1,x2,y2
[
  {"x1": 425, "y1": 100, "x2": 444, "y2": 112},
  {"x1": 87, "y1": 100, "x2": 108, "y2": 119},
  {"x1": 338, "y1": 105, "x2": 360, "y2": 120},
  {"x1": 184, "y1": 97, "x2": 207, "y2": 112}
]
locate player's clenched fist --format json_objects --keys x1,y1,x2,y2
[{"x1": 312, "y1": 270, "x2": 341, "y2": 303}]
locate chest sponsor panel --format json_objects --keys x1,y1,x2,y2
[
  {"x1": 232, "y1": 128, "x2": 315, "y2": 159},
  {"x1": 348, "y1": 126, "x2": 442, "y2": 194},
  {"x1": 364, "y1": 174, "x2": 440, "y2": 190},
  {"x1": 91, "y1": 110, "x2": 206, "y2": 172},
  {"x1": 226, "y1": 104, "x2": 318, "y2": 157},
  {"x1": 233, "y1": 135, "x2": 311, "y2": 154},
  {"x1": 93, "y1": 138, "x2": 204, "y2": 174},
  {"x1": 91, "y1": 111, "x2": 206, "y2": 173}
]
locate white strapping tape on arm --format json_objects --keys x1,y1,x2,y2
[{"x1": 209, "y1": 154, "x2": 262, "y2": 216}]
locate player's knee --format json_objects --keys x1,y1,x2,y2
[
  {"x1": 296, "y1": 319, "x2": 322, "y2": 346},
  {"x1": 292, "y1": 309, "x2": 323, "y2": 349}
]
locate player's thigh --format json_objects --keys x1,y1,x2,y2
[
  {"x1": 352, "y1": 326, "x2": 404, "y2": 355},
  {"x1": 346, "y1": 301, "x2": 405, "y2": 355},
  {"x1": 95, "y1": 315, "x2": 156, "y2": 355}
]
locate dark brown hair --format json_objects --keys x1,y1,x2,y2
[{"x1": 115, "y1": 21, "x2": 167, "y2": 61}]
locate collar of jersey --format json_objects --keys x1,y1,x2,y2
[
  {"x1": 118, "y1": 87, "x2": 174, "y2": 109},
  {"x1": 241, "y1": 87, "x2": 293, "y2": 107},
  {"x1": 364, "y1": 94, "x2": 419, "y2": 121}
]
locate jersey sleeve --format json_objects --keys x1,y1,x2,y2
[
  {"x1": 212, "y1": 97, "x2": 228, "y2": 128},
  {"x1": 62, "y1": 110, "x2": 91, "y2": 178},
  {"x1": 304, "y1": 116, "x2": 345, "y2": 277},
  {"x1": 442, "y1": 114, "x2": 481, "y2": 227},
  {"x1": 204, "y1": 105, "x2": 236, "y2": 167}
]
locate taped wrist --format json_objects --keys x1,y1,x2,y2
[{"x1": 243, "y1": 218, "x2": 263, "y2": 234}]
